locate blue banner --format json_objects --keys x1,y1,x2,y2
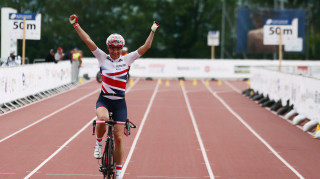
[
  {"x1": 9, "y1": 13, "x2": 37, "y2": 20},
  {"x1": 236, "y1": 8, "x2": 305, "y2": 53}
]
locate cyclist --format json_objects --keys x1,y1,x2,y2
[{"x1": 69, "y1": 14, "x2": 159, "y2": 178}]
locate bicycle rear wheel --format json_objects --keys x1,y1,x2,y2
[{"x1": 96, "y1": 71, "x2": 102, "y2": 83}]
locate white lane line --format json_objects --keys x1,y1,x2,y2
[
  {"x1": 121, "y1": 82, "x2": 159, "y2": 178},
  {"x1": 46, "y1": 173, "x2": 101, "y2": 177},
  {"x1": 203, "y1": 81, "x2": 305, "y2": 179},
  {"x1": 0, "y1": 79, "x2": 93, "y2": 117},
  {"x1": 181, "y1": 85, "x2": 215, "y2": 179},
  {"x1": 0, "y1": 89, "x2": 100, "y2": 143},
  {"x1": 23, "y1": 78, "x2": 140, "y2": 179},
  {"x1": 137, "y1": 176, "x2": 197, "y2": 178},
  {"x1": 224, "y1": 80, "x2": 315, "y2": 137},
  {"x1": 223, "y1": 80, "x2": 242, "y2": 94},
  {"x1": 23, "y1": 117, "x2": 96, "y2": 179}
]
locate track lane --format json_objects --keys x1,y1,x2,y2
[
  {"x1": 124, "y1": 80, "x2": 209, "y2": 178},
  {"x1": 2, "y1": 79, "x2": 319, "y2": 179},
  {"x1": 184, "y1": 80, "x2": 299, "y2": 179},
  {"x1": 28, "y1": 79, "x2": 158, "y2": 178},
  {"x1": 212, "y1": 80, "x2": 320, "y2": 179},
  {"x1": 0, "y1": 80, "x2": 99, "y2": 140},
  {"x1": 0, "y1": 81, "x2": 99, "y2": 178}
]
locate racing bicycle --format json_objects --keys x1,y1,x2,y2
[{"x1": 92, "y1": 112, "x2": 136, "y2": 179}]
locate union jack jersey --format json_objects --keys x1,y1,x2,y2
[{"x1": 92, "y1": 47, "x2": 140, "y2": 100}]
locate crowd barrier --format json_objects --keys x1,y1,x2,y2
[
  {"x1": 1, "y1": 58, "x2": 320, "y2": 125},
  {"x1": 0, "y1": 61, "x2": 71, "y2": 104},
  {"x1": 79, "y1": 58, "x2": 320, "y2": 79},
  {"x1": 250, "y1": 67, "x2": 320, "y2": 129}
]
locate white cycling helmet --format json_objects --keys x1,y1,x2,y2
[{"x1": 106, "y1": 33, "x2": 125, "y2": 48}]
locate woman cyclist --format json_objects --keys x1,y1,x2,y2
[{"x1": 69, "y1": 14, "x2": 159, "y2": 178}]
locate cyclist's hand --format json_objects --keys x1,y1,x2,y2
[
  {"x1": 69, "y1": 14, "x2": 78, "y2": 24},
  {"x1": 151, "y1": 21, "x2": 159, "y2": 32}
]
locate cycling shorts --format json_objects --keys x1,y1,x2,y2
[{"x1": 95, "y1": 93, "x2": 127, "y2": 123}]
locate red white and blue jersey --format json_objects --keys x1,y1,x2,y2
[{"x1": 92, "y1": 48, "x2": 140, "y2": 100}]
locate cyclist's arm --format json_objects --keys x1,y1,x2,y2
[
  {"x1": 69, "y1": 14, "x2": 97, "y2": 51},
  {"x1": 137, "y1": 21, "x2": 159, "y2": 56}
]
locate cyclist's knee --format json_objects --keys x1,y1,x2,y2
[
  {"x1": 97, "y1": 115, "x2": 109, "y2": 121},
  {"x1": 96, "y1": 107, "x2": 109, "y2": 121},
  {"x1": 114, "y1": 132, "x2": 123, "y2": 145}
]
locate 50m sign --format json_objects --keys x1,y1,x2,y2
[{"x1": 8, "y1": 13, "x2": 41, "y2": 40}]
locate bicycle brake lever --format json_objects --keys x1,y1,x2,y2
[
  {"x1": 92, "y1": 120, "x2": 96, "y2": 135},
  {"x1": 129, "y1": 121, "x2": 136, "y2": 128}
]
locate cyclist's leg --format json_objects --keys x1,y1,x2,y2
[
  {"x1": 95, "y1": 107, "x2": 109, "y2": 137},
  {"x1": 112, "y1": 99, "x2": 127, "y2": 175},
  {"x1": 114, "y1": 124, "x2": 124, "y2": 165},
  {"x1": 95, "y1": 95, "x2": 110, "y2": 137},
  {"x1": 94, "y1": 94, "x2": 110, "y2": 159}
]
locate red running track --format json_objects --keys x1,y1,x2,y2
[{"x1": 0, "y1": 79, "x2": 320, "y2": 179}]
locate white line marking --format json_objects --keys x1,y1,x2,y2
[
  {"x1": 202, "y1": 81, "x2": 305, "y2": 179},
  {"x1": 46, "y1": 173, "x2": 101, "y2": 176},
  {"x1": 181, "y1": 85, "x2": 215, "y2": 179},
  {"x1": 0, "y1": 79, "x2": 93, "y2": 117},
  {"x1": 121, "y1": 82, "x2": 159, "y2": 178},
  {"x1": 24, "y1": 117, "x2": 96, "y2": 179},
  {"x1": 0, "y1": 89, "x2": 100, "y2": 143},
  {"x1": 224, "y1": 80, "x2": 315, "y2": 137},
  {"x1": 23, "y1": 78, "x2": 140, "y2": 179},
  {"x1": 223, "y1": 80, "x2": 242, "y2": 94},
  {"x1": 137, "y1": 176, "x2": 197, "y2": 178}
]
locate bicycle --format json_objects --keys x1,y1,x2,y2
[{"x1": 92, "y1": 112, "x2": 136, "y2": 179}]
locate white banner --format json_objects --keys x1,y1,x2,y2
[
  {"x1": 0, "y1": 61, "x2": 71, "y2": 104},
  {"x1": 79, "y1": 58, "x2": 320, "y2": 79},
  {"x1": 251, "y1": 67, "x2": 320, "y2": 123}
]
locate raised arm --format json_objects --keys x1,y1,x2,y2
[
  {"x1": 137, "y1": 21, "x2": 159, "y2": 56},
  {"x1": 69, "y1": 14, "x2": 97, "y2": 51}
]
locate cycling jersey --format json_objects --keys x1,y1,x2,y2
[{"x1": 92, "y1": 47, "x2": 140, "y2": 100}]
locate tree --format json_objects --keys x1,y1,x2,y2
[{"x1": 0, "y1": 0, "x2": 319, "y2": 61}]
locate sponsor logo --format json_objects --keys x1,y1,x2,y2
[
  {"x1": 132, "y1": 64, "x2": 146, "y2": 70},
  {"x1": 148, "y1": 64, "x2": 165, "y2": 73},
  {"x1": 177, "y1": 66, "x2": 201, "y2": 71},
  {"x1": 204, "y1": 66, "x2": 210, "y2": 72},
  {"x1": 234, "y1": 66, "x2": 250, "y2": 74},
  {"x1": 116, "y1": 64, "x2": 127, "y2": 70}
]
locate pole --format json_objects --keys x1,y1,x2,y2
[
  {"x1": 22, "y1": 17, "x2": 26, "y2": 65},
  {"x1": 279, "y1": 28, "x2": 282, "y2": 71},
  {"x1": 211, "y1": 45, "x2": 215, "y2": 59},
  {"x1": 220, "y1": 0, "x2": 225, "y2": 59}
]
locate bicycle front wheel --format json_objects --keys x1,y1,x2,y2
[{"x1": 104, "y1": 139, "x2": 115, "y2": 179}]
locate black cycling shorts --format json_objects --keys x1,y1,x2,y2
[{"x1": 95, "y1": 93, "x2": 127, "y2": 123}]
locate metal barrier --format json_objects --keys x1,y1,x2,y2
[{"x1": 33, "y1": 58, "x2": 46, "y2": 63}]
